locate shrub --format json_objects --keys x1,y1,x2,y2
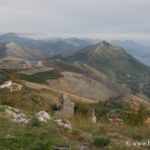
[
  {"x1": 79, "y1": 132, "x2": 93, "y2": 142},
  {"x1": 30, "y1": 118, "x2": 41, "y2": 128},
  {"x1": 92, "y1": 136, "x2": 110, "y2": 148},
  {"x1": 74, "y1": 102, "x2": 90, "y2": 116},
  {"x1": 123, "y1": 105, "x2": 147, "y2": 126},
  {"x1": 92, "y1": 97, "x2": 124, "y2": 120}
]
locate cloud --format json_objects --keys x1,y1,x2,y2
[{"x1": 0, "y1": 0, "x2": 149, "y2": 43}]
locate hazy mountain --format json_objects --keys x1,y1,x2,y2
[
  {"x1": 0, "y1": 33, "x2": 98, "y2": 57},
  {"x1": 111, "y1": 40, "x2": 150, "y2": 66},
  {"x1": 0, "y1": 42, "x2": 45, "y2": 60},
  {"x1": 60, "y1": 41, "x2": 150, "y2": 98},
  {"x1": 61, "y1": 41, "x2": 149, "y2": 73}
]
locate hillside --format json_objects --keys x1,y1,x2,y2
[
  {"x1": 0, "y1": 33, "x2": 98, "y2": 58},
  {"x1": 0, "y1": 55, "x2": 150, "y2": 150},
  {"x1": 60, "y1": 41, "x2": 150, "y2": 98},
  {"x1": 111, "y1": 40, "x2": 150, "y2": 66},
  {"x1": 0, "y1": 74, "x2": 150, "y2": 150},
  {"x1": 0, "y1": 42, "x2": 45, "y2": 61}
]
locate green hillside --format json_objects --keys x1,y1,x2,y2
[{"x1": 61, "y1": 41, "x2": 150, "y2": 98}]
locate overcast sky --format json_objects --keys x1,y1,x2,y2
[{"x1": 0, "y1": 0, "x2": 150, "y2": 44}]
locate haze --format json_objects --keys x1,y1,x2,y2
[{"x1": 0, "y1": 0, "x2": 150, "y2": 44}]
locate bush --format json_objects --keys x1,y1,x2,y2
[
  {"x1": 79, "y1": 132, "x2": 93, "y2": 142},
  {"x1": 30, "y1": 118, "x2": 41, "y2": 128},
  {"x1": 92, "y1": 136, "x2": 110, "y2": 148},
  {"x1": 123, "y1": 105, "x2": 147, "y2": 126},
  {"x1": 74, "y1": 102, "x2": 89, "y2": 116},
  {"x1": 92, "y1": 97, "x2": 124, "y2": 119}
]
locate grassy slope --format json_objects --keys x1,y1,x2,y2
[
  {"x1": 61, "y1": 43, "x2": 150, "y2": 98},
  {"x1": 0, "y1": 108, "x2": 150, "y2": 150},
  {"x1": 0, "y1": 72, "x2": 150, "y2": 150},
  {"x1": 19, "y1": 70, "x2": 63, "y2": 84}
]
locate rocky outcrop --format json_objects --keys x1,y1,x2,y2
[
  {"x1": 5, "y1": 106, "x2": 30, "y2": 124},
  {"x1": 54, "y1": 93, "x2": 74, "y2": 119},
  {"x1": 0, "y1": 80, "x2": 22, "y2": 92},
  {"x1": 0, "y1": 80, "x2": 12, "y2": 88},
  {"x1": 78, "y1": 144, "x2": 89, "y2": 150},
  {"x1": 54, "y1": 119, "x2": 72, "y2": 129},
  {"x1": 91, "y1": 109, "x2": 97, "y2": 124},
  {"x1": 35, "y1": 111, "x2": 51, "y2": 122}
]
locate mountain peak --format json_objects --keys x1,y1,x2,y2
[{"x1": 97, "y1": 40, "x2": 110, "y2": 47}]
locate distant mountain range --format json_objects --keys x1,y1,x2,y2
[
  {"x1": 111, "y1": 40, "x2": 150, "y2": 66},
  {"x1": 0, "y1": 33, "x2": 150, "y2": 66},
  {"x1": 0, "y1": 33, "x2": 150, "y2": 99},
  {"x1": 0, "y1": 42, "x2": 45, "y2": 61},
  {"x1": 0, "y1": 33, "x2": 98, "y2": 60}
]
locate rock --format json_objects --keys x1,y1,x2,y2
[
  {"x1": 35, "y1": 111, "x2": 51, "y2": 122},
  {"x1": 4, "y1": 105, "x2": 20, "y2": 113},
  {"x1": 54, "y1": 93, "x2": 74, "y2": 119},
  {"x1": 53, "y1": 147, "x2": 71, "y2": 150},
  {"x1": 10, "y1": 83, "x2": 23, "y2": 92},
  {"x1": 5, "y1": 109, "x2": 18, "y2": 118},
  {"x1": 91, "y1": 109, "x2": 97, "y2": 124},
  {"x1": 54, "y1": 119, "x2": 72, "y2": 129},
  {"x1": 109, "y1": 117, "x2": 123, "y2": 125},
  {"x1": 11, "y1": 115, "x2": 30, "y2": 124},
  {"x1": 78, "y1": 144, "x2": 89, "y2": 150},
  {"x1": 5, "y1": 106, "x2": 30, "y2": 124},
  {"x1": 0, "y1": 80, "x2": 12, "y2": 88},
  {"x1": 0, "y1": 80, "x2": 22, "y2": 92}
]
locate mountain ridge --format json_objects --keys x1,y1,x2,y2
[{"x1": 59, "y1": 41, "x2": 150, "y2": 98}]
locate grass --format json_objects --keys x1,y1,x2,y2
[
  {"x1": 92, "y1": 136, "x2": 111, "y2": 148},
  {"x1": 0, "y1": 117, "x2": 73, "y2": 150},
  {"x1": 19, "y1": 70, "x2": 63, "y2": 84},
  {"x1": 0, "y1": 84, "x2": 150, "y2": 150},
  {"x1": 1, "y1": 108, "x2": 150, "y2": 150},
  {"x1": 0, "y1": 87, "x2": 60, "y2": 112}
]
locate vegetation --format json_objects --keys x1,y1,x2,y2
[
  {"x1": 74, "y1": 101, "x2": 90, "y2": 116},
  {"x1": 0, "y1": 118, "x2": 71, "y2": 150},
  {"x1": 92, "y1": 97, "x2": 125, "y2": 119},
  {"x1": 62, "y1": 42, "x2": 150, "y2": 98},
  {"x1": 0, "y1": 69, "x2": 18, "y2": 84},
  {"x1": 123, "y1": 105, "x2": 148, "y2": 126},
  {"x1": 19, "y1": 70, "x2": 63, "y2": 84},
  {"x1": 0, "y1": 96, "x2": 150, "y2": 149},
  {"x1": 92, "y1": 136, "x2": 111, "y2": 148}
]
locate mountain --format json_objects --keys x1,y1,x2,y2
[
  {"x1": 111, "y1": 40, "x2": 150, "y2": 66},
  {"x1": 0, "y1": 33, "x2": 98, "y2": 57},
  {"x1": 43, "y1": 60, "x2": 130, "y2": 101},
  {"x1": 0, "y1": 42, "x2": 44, "y2": 61},
  {"x1": 60, "y1": 41, "x2": 150, "y2": 98}
]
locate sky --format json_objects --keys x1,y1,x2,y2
[{"x1": 0, "y1": 0, "x2": 150, "y2": 44}]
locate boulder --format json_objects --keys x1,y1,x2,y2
[
  {"x1": 35, "y1": 111, "x2": 51, "y2": 122},
  {"x1": 5, "y1": 106, "x2": 30, "y2": 124},
  {"x1": 0, "y1": 80, "x2": 22, "y2": 92},
  {"x1": 91, "y1": 109, "x2": 97, "y2": 124},
  {"x1": 0, "y1": 80, "x2": 12, "y2": 88},
  {"x1": 54, "y1": 119, "x2": 72, "y2": 129},
  {"x1": 4, "y1": 105, "x2": 20, "y2": 113},
  {"x1": 54, "y1": 93, "x2": 74, "y2": 119},
  {"x1": 78, "y1": 144, "x2": 89, "y2": 150}
]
